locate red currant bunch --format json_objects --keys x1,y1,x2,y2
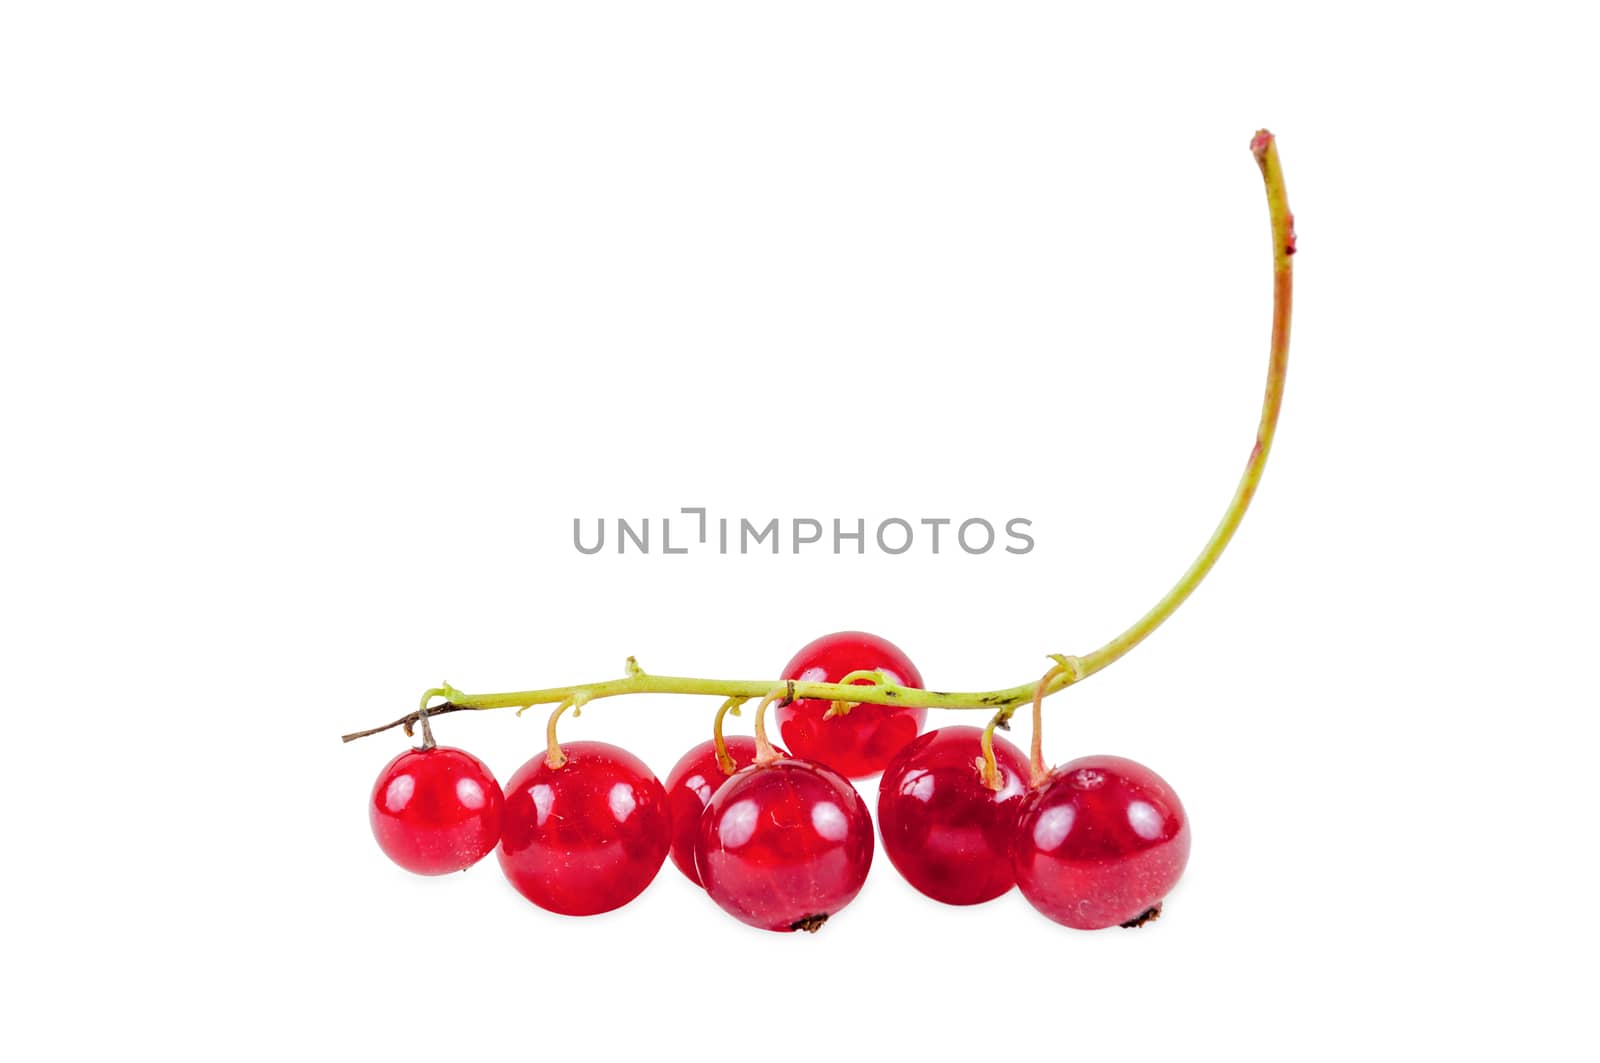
[
  {"x1": 347, "y1": 127, "x2": 1297, "y2": 937},
  {"x1": 358, "y1": 633, "x2": 1192, "y2": 932},
  {"x1": 359, "y1": 633, "x2": 1191, "y2": 934}
]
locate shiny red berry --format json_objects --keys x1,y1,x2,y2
[
  {"x1": 663, "y1": 737, "x2": 773, "y2": 887},
  {"x1": 369, "y1": 746, "x2": 504, "y2": 876},
  {"x1": 877, "y1": 726, "x2": 1030, "y2": 905},
  {"x1": 497, "y1": 741, "x2": 671, "y2": 916},
  {"x1": 776, "y1": 630, "x2": 926, "y2": 778},
  {"x1": 1012, "y1": 754, "x2": 1190, "y2": 929},
  {"x1": 695, "y1": 758, "x2": 874, "y2": 932}
]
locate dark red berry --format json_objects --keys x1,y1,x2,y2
[
  {"x1": 663, "y1": 736, "x2": 772, "y2": 887},
  {"x1": 877, "y1": 726, "x2": 1030, "y2": 905},
  {"x1": 1012, "y1": 754, "x2": 1190, "y2": 929},
  {"x1": 369, "y1": 746, "x2": 504, "y2": 876},
  {"x1": 497, "y1": 741, "x2": 671, "y2": 916},
  {"x1": 695, "y1": 758, "x2": 873, "y2": 932},
  {"x1": 776, "y1": 630, "x2": 926, "y2": 778}
]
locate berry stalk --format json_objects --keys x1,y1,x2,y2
[
  {"x1": 1071, "y1": 129, "x2": 1294, "y2": 683},
  {"x1": 341, "y1": 130, "x2": 1295, "y2": 748}
]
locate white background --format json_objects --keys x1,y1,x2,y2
[{"x1": 3, "y1": 2, "x2": 1596, "y2": 1059}]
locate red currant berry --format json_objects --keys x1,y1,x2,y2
[
  {"x1": 877, "y1": 726, "x2": 1030, "y2": 905},
  {"x1": 776, "y1": 630, "x2": 926, "y2": 778},
  {"x1": 695, "y1": 758, "x2": 874, "y2": 932},
  {"x1": 497, "y1": 741, "x2": 671, "y2": 916},
  {"x1": 1012, "y1": 755, "x2": 1190, "y2": 929},
  {"x1": 664, "y1": 737, "x2": 777, "y2": 887},
  {"x1": 369, "y1": 746, "x2": 504, "y2": 876}
]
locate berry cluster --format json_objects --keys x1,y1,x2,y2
[
  {"x1": 369, "y1": 631, "x2": 1189, "y2": 932},
  {"x1": 360, "y1": 130, "x2": 1293, "y2": 937}
]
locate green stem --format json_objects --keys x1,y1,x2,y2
[
  {"x1": 1073, "y1": 129, "x2": 1294, "y2": 682},
  {"x1": 340, "y1": 129, "x2": 1294, "y2": 747},
  {"x1": 450, "y1": 674, "x2": 1039, "y2": 713}
]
